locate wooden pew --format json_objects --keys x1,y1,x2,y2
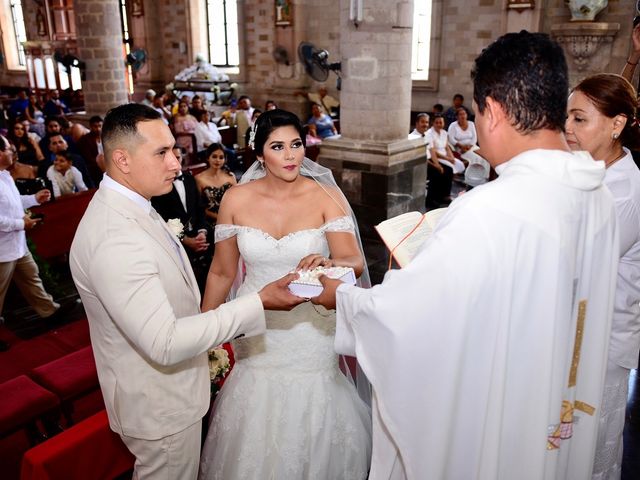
[{"x1": 218, "y1": 125, "x2": 237, "y2": 149}]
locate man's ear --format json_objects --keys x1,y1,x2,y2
[
  {"x1": 483, "y1": 97, "x2": 506, "y2": 132},
  {"x1": 111, "y1": 149, "x2": 131, "y2": 174}
]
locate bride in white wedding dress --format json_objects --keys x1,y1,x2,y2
[{"x1": 198, "y1": 109, "x2": 372, "y2": 479}]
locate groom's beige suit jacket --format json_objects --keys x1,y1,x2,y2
[{"x1": 70, "y1": 186, "x2": 265, "y2": 440}]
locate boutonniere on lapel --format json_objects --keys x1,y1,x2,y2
[{"x1": 166, "y1": 218, "x2": 185, "y2": 240}]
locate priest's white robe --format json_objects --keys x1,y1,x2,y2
[{"x1": 335, "y1": 149, "x2": 619, "y2": 480}]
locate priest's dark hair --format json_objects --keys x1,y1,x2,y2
[
  {"x1": 472, "y1": 30, "x2": 568, "y2": 134},
  {"x1": 251, "y1": 109, "x2": 305, "y2": 156},
  {"x1": 101, "y1": 103, "x2": 162, "y2": 161}
]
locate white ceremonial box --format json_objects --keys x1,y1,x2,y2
[{"x1": 288, "y1": 266, "x2": 356, "y2": 298}]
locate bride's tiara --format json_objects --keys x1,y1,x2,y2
[{"x1": 248, "y1": 121, "x2": 258, "y2": 150}]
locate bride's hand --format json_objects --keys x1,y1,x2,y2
[{"x1": 296, "y1": 254, "x2": 333, "y2": 271}]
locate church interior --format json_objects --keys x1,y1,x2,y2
[{"x1": 1, "y1": 0, "x2": 640, "y2": 478}]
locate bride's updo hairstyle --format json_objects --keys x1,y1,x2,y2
[{"x1": 251, "y1": 109, "x2": 306, "y2": 156}]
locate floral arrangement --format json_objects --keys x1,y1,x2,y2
[
  {"x1": 208, "y1": 347, "x2": 231, "y2": 396},
  {"x1": 166, "y1": 218, "x2": 185, "y2": 240}
]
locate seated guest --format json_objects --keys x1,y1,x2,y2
[
  {"x1": 140, "y1": 89, "x2": 155, "y2": 107},
  {"x1": 409, "y1": 112, "x2": 430, "y2": 138},
  {"x1": 194, "y1": 109, "x2": 222, "y2": 152},
  {"x1": 296, "y1": 85, "x2": 340, "y2": 116},
  {"x1": 265, "y1": 99, "x2": 278, "y2": 111},
  {"x1": 7, "y1": 121, "x2": 45, "y2": 168},
  {"x1": 76, "y1": 115, "x2": 104, "y2": 185},
  {"x1": 151, "y1": 146, "x2": 211, "y2": 293},
  {"x1": 46, "y1": 150, "x2": 88, "y2": 198},
  {"x1": 427, "y1": 115, "x2": 464, "y2": 174},
  {"x1": 189, "y1": 95, "x2": 205, "y2": 117},
  {"x1": 237, "y1": 95, "x2": 255, "y2": 124},
  {"x1": 152, "y1": 93, "x2": 172, "y2": 124},
  {"x1": 308, "y1": 103, "x2": 337, "y2": 139},
  {"x1": 305, "y1": 123, "x2": 323, "y2": 146},
  {"x1": 425, "y1": 115, "x2": 458, "y2": 209},
  {"x1": 217, "y1": 99, "x2": 238, "y2": 127},
  {"x1": 24, "y1": 93, "x2": 46, "y2": 137},
  {"x1": 408, "y1": 113, "x2": 432, "y2": 169},
  {"x1": 432, "y1": 103, "x2": 444, "y2": 116},
  {"x1": 21, "y1": 118, "x2": 42, "y2": 143},
  {"x1": 7, "y1": 158, "x2": 37, "y2": 181},
  {"x1": 195, "y1": 143, "x2": 237, "y2": 228},
  {"x1": 8, "y1": 89, "x2": 29, "y2": 121},
  {"x1": 443, "y1": 93, "x2": 472, "y2": 127},
  {"x1": 447, "y1": 107, "x2": 478, "y2": 154},
  {"x1": 45, "y1": 133, "x2": 94, "y2": 188},
  {"x1": 43, "y1": 89, "x2": 70, "y2": 118},
  {"x1": 173, "y1": 101, "x2": 199, "y2": 155},
  {"x1": 65, "y1": 117, "x2": 90, "y2": 144},
  {"x1": 39, "y1": 116, "x2": 75, "y2": 161}
]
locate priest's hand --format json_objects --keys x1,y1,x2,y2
[
  {"x1": 311, "y1": 275, "x2": 340, "y2": 310},
  {"x1": 258, "y1": 273, "x2": 306, "y2": 311}
]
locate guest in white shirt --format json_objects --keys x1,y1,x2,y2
[
  {"x1": 194, "y1": 110, "x2": 222, "y2": 152},
  {"x1": 447, "y1": 108, "x2": 478, "y2": 153},
  {"x1": 409, "y1": 112, "x2": 432, "y2": 162},
  {"x1": 426, "y1": 115, "x2": 464, "y2": 174},
  {"x1": 409, "y1": 112, "x2": 430, "y2": 138},
  {"x1": 0, "y1": 135, "x2": 60, "y2": 351},
  {"x1": 46, "y1": 151, "x2": 88, "y2": 198}
]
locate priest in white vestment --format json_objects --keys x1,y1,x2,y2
[{"x1": 313, "y1": 31, "x2": 619, "y2": 480}]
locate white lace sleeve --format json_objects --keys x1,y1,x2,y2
[
  {"x1": 321, "y1": 216, "x2": 355, "y2": 234},
  {"x1": 214, "y1": 224, "x2": 240, "y2": 243}
]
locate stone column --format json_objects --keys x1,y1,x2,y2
[
  {"x1": 319, "y1": 0, "x2": 424, "y2": 280},
  {"x1": 73, "y1": 0, "x2": 129, "y2": 115}
]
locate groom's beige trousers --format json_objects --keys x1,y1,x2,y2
[{"x1": 120, "y1": 420, "x2": 201, "y2": 480}]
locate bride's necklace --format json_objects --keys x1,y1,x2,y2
[{"x1": 605, "y1": 149, "x2": 625, "y2": 169}]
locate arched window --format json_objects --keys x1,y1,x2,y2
[
  {"x1": 0, "y1": 0, "x2": 27, "y2": 70},
  {"x1": 412, "y1": 0, "x2": 441, "y2": 91},
  {"x1": 412, "y1": 0, "x2": 431, "y2": 81},
  {"x1": 205, "y1": 0, "x2": 240, "y2": 71}
]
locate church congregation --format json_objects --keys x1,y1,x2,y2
[{"x1": 1, "y1": 1, "x2": 640, "y2": 480}]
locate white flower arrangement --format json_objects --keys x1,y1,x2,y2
[
  {"x1": 208, "y1": 347, "x2": 231, "y2": 380},
  {"x1": 166, "y1": 218, "x2": 185, "y2": 239},
  {"x1": 174, "y1": 58, "x2": 229, "y2": 82}
]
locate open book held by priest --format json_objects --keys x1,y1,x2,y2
[{"x1": 375, "y1": 208, "x2": 447, "y2": 268}]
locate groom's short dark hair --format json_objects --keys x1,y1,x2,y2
[{"x1": 102, "y1": 103, "x2": 162, "y2": 162}]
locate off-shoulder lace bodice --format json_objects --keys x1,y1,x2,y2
[{"x1": 215, "y1": 216, "x2": 355, "y2": 295}]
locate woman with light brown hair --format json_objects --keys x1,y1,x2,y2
[{"x1": 566, "y1": 73, "x2": 640, "y2": 479}]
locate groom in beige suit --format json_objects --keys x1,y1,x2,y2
[{"x1": 70, "y1": 104, "x2": 303, "y2": 479}]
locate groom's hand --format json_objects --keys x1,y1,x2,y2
[
  {"x1": 311, "y1": 275, "x2": 340, "y2": 310},
  {"x1": 258, "y1": 273, "x2": 306, "y2": 311}
]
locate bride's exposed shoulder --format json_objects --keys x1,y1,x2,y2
[{"x1": 305, "y1": 178, "x2": 349, "y2": 216}]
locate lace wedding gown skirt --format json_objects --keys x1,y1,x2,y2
[{"x1": 199, "y1": 218, "x2": 372, "y2": 480}]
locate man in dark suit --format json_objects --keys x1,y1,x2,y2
[{"x1": 151, "y1": 147, "x2": 211, "y2": 293}]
